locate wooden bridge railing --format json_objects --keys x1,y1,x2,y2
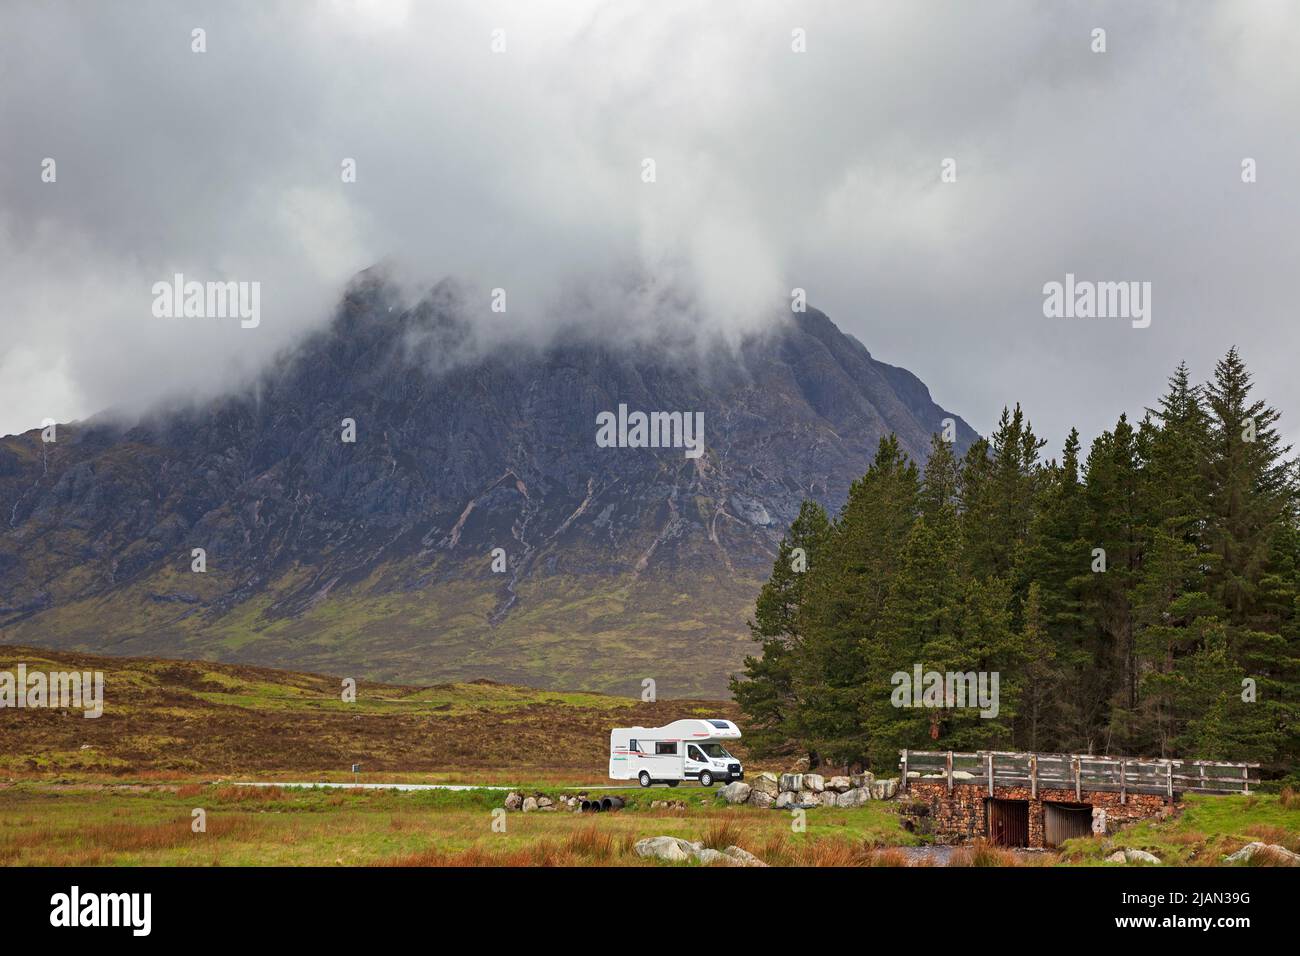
[{"x1": 899, "y1": 749, "x2": 1259, "y2": 799}]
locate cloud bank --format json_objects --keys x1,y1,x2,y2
[{"x1": 2, "y1": 0, "x2": 1298, "y2": 453}]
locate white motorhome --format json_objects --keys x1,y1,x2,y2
[{"x1": 609, "y1": 719, "x2": 743, "y2": 787}]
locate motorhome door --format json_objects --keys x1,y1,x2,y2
[{"x1": 686, "y1": 743, "x2": 709, "y2": 780}]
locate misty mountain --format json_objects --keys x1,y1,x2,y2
[{"x1": 0, "y1": 273, "x2": 977, "y2": 696}]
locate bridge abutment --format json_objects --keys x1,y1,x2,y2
[{"x1": 901, "y1": 780, "x2": 1174, "y2": 848}]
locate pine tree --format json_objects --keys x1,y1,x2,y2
[
  {"x1": 1263, "y1": 523, "x2": 1300, "y2": 775},
  {"x1": 1018, "y1": 582, "x2": 1057, "y2": 751},
  {"x1": 863, "y1": 512, "x2": 959, "y2": 765},
  {"x1": 959, "y1": 406, "x2": 1045, "y2": 585},
  {"x1": 919, "y1": 433, "x2": 961, "y2": 520},
  {"x1": 1143, "y1": 362, "x2": 1211, "y2": 545},
  {"x1": 795, "y1": 434, "x2": 919, "y2": 768},
  {"x1": 1203, "y1": 347, "x2": 1293, "y2": 620},
  {"x1": 1023, "y1": 430, "x2": 1094, "y2": 749},
  {"x1": 1198, "y1": 348, "x2": 1296, "y2": 767},
  {"x1": 1080, "y1": 415, "x2": 1147, "y2": 753},
  {"x1": 730, "y1": 500, "x2": 829, "y2": 757},
  {"x1": 1131, "y1": 529, "x2": 1218, "y2": 756},
  {"x1": 1164, "y1": 621, "x2": 1278, "y2": 762},
  {"x1": 738, "y1": 351, "x2": 1299, "y2": 775},
  {"x1": 918, "y1": 573, "x2": 1020, "y2": 752}
]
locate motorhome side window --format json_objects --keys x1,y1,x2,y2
[
  {"x1": 629, "y1": 739, "x2": 639, "y2": 753},
  {"x1": 655, "y1": 742, "x2": 677, "y2": 755}
]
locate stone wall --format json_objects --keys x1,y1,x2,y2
[
  {"x1": 900, "y1": 780, "x2": 1174, "y2": 847},
  {"x1": 716, "y1": 771, "x2": 899, "y2": 808}
]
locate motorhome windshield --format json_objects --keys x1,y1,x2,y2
[{"x1": 699, "y1": 743, "x2": 732, "y2": 758}]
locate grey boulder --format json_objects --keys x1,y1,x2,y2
[
  {"x1": 750, "y1": 772, "x2": 780, "y2": 797},
  {"x1": 837, "y1": 788, "x2": 870, "y2": 808},
  {"x1": 1224, "y1": 842, "x2": 1300, "y2": 865},
  {"x1": 635, "y1": 837, "x2": 694, "y2": 863},
  {"x1": 869, "y1": 779, "x2": 898, "y2": 800},
  {"x1": 717, "y1": 782, "x2": 752, "y2": 805},
  {"x1": 1106, "y1": 848, "x2": 1161, "y2": 865},
  {"x1": 724, "y1": 845, "x2": 768, "y2": 867}
]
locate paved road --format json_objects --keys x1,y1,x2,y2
[{"x1": 232, "y1": 781, "x2": 633, "y2": 792}]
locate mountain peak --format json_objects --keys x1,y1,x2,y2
[{"x1": 0, "y1": 285, "x2": 975, "y2": 696}]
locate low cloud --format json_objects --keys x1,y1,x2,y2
[{"x1": 1, "y1": 0, "x2": 1298, "y2": 453}]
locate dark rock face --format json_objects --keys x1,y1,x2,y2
[{"x1": 0, "y1": 275, "x2": 976, "y2": 696}]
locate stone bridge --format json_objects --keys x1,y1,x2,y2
[{"x1": 897, "y1": 749, "x2": 1258, "y2": 848}]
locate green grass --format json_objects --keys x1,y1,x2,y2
[
  {"x1": 1058, "y1": 793, "x2": 1300, "y2": 866},
  {"x1": 0, "y1": 783, "x2": 918, "y2": 867},
  {"x1": 0, "y1": 644, "x2": 741, "y2": 779},
  {"x1": 1, "y1": 547, "x2": 763, "y2": 697},
  {"x1": 0, "y1": 781, "x2": 1292, "y2": 867}
]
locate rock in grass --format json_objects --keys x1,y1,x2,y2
[
  {"x1": 837, "y1": 788, "x2": 870, "y2": 808},
  {"x1": 869, "y1": 778, "x2": 898, "y2": 800},
  {"x1": 635, "y1": 836, "x2": 694, "y2": 863},
  {"x1": 635, "y1": 837, "x2": 768, "y2": 867},
  {"x1": 1125, "y1": 849, "x2": 1161, "y2": 864},
  {"x1": 1224, "y1": 842, "x2": 1300, "y2": 865},
  {"x1": 716, "y1": 781, "x2": 751, "y2": 804},
  {"x1": 724, "y1": 845, "x2": 768, "y2": 867},
  {"x1": 1107, "y1": 848, "x2": 1161, "y2": 865},
  {"x1": 750, "y1": 772, "x2": 779, "y2": 798}
]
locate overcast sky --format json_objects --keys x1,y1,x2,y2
[{"x1": 2, "y1": 0, "x2": 1298, "y2": 459}]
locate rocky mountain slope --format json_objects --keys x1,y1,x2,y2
[{"x1": 0, "y1": 273, "x2": 976, "y2": 696}]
